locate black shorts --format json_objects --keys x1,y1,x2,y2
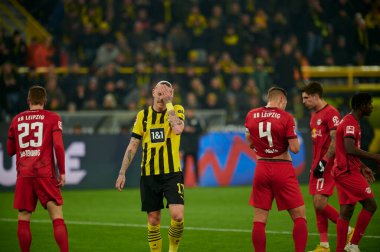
[{"x1": 140, "y1": 172, "x2": 184, "y2": 212}]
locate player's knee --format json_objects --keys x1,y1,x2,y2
[
  {"x1": 170, "y1": 213, "x2": 183, "y2": 222},
  {"x1": 364, "y1": 200, "x2": 377, "y2": 213}
]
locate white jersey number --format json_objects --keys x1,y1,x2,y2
[
  {"x1": 259, "y1": 122, "x2": 274, "y2": 147},
  {"x1": 18, "y1": 122, "x2": 43, "y2": 148}
]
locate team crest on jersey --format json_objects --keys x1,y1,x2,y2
[
  {"x1": 332, "y1": 116, "x2": 339, "y2": 126},
  {"x1": 58, "y1": 121, "x2": 63, "y2": 130},
  {"x1": 365, "y1": 187, "x2": 372, "y2": 194},
  {"x1": 346, "y1": 126, "x2": 355, "y2": 134},
  {"x1": 317, "y1": 119, "x2": 322, "y2": 125}
]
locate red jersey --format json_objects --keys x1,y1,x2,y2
[
  {"x1": 333, "y1": 113, "x2": 361, "y2": 176},
  {"x1": 310, "y1": 104, "x2": 340, "y2": 170},
  {"x1": 245, "y1": 107, "x2": 298, "y2": 158},
  {"x1": 7, "y1": 109, "x2": 63, "y2": 177}
]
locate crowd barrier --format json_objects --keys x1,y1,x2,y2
[{"x1": 0, "y1": 130, "x2": 312, "y2": 191}]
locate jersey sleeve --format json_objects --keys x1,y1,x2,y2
[
  {"x1": 326, "y1": 109, "x2": 340, "y2": 130},
  {"x1": 52, "y1": 113, "x2": 63, "y2": 133},
  {"x1": 6, "y1": 120, "x2": 16, "y2": 156},
  {"x1": 174, "y1": 105, "x2": 185, "y2": 121},
  {"x1": 131, "y1": 110, "x2": 144, "y2": 139},
  {"x1": 342, "y1": 122, "x2": 357, "y2": 139},
  {"x1": 285, "y1": 113, "x2": 298, "y2": 139}
]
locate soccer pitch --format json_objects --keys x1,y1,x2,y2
[{"x1": 1, "y1": 184, "x2": 379, "y2": 251}]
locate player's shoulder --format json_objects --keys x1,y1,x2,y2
[{"x1": 43, "y1": 110, "x2": 62, "y2": 121}]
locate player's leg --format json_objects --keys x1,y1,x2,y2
[
  {"x1": 14, "y1": 177, "x2": 37, "y2": 252},
  {"x1": 347, "y1": 197, "x2": 377, "y2": 249},
  {"x1": 168, "y1": 204, "x2": 184, "y2": 252},
  {"x1": 47, "y1": 201, "x2": 69, "y2": 252},
  {"x1": 164, "y1": 173, "x2": 185, "y2": 252},
  {"x1": 141, "y1": 175, "x2": 165, "y2": 252},
  {"x1": 288, "y1": 205, "x2": 308, "y2": 252},
  {"x1": 336, "y1": 204, "x2": 355, "y2": 252},
  {"x1": 311, "y1": 194, "x2": 338, "y2": 251},
  {"x1": 147, "y1": 210, "x2": 163, "y2": 252},
  {"x1": 18, "y1": 211, "x2": 32, "y2": 252},
  {"x1": 252, "y1": 207, "x2": 269, "y2": 252}
]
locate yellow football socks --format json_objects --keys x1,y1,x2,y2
[
  {"x1": 168, "y1": 219, "x2": 184, "y2": 252},
  {"x1": 148, "y1": 223, "x2": 162, "y2": 252}
]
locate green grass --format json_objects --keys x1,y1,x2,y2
[{"x1": 1, "y1": 184, "x2": 379, "y2": 251}]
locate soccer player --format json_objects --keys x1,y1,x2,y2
[
  {"x1": 333, "y1": 93, "x2": 379, "y2": 252},
  {"x1": 115, "y1": 80, "x2": 185, "y2": 252},
  {"x1": 245, "y1": 87, "x2": 308, "y2": 252},
  {"x1": 6, "y1": 86, "x2": 68, "y2": 252},
  {"x1": 301, "y1": 82, "x2": 353, "y2": 252}
]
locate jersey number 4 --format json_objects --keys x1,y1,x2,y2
[
  {"x1": 18, "y1": 122, "x2": 43, "y2": 148},
  {"x1": 259, "y1": 122, "x2": 273, "y2": 147}
]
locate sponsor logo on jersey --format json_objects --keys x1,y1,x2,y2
[
  {"x1": 346, "y1": 126, "x2": 355, "y2": 134},
  {"x1": 332, "y1": 116, "x2": 339, "y2": 126},
  {"x1": 317, "y1": 119, "x2": 322, "y2": 125},
  {"x1": 365, "y1": 187, "x2": 372, "y2": 194}
]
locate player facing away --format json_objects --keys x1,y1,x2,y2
[
  {"x1": 301, "y1": 82, "x2": 353, "y2": 252},
  {"x1": 333, "y1": 93, "x2": 379, "y2": 252},
  {"x1": 115, "y1": 81, "x2": 185, "y2": 252},
  {"x1": 245, "y1": 87, "x2": 308, "y2": 252},
  {"x1": 6, "y1": 86, "x2": 68, "y2": 252}
]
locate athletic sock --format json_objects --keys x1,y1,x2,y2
[
  {"x1": 336, "y1": 217, "x2": 349, "y2": 251},
  {"x1": 321, "y1": 204, "x2": 339, "y2": 223},
  {"x1": 252, "y1": 221, "x2": 266, "y2": 252},
  {"x1": 316, "y1": 210, "x2": 329, "y2": 242},
  {"x1": 293, "y1": 217, "x2": 308, "y2": 252},
  {"x1": 53, "y1": 218, "x2": 68, "y2": 252},
  {"x1": 168, "y1": 219, "x2": 184, "y2": 252},
  {"x1": 18, "y1": 220, "x2": 32, "y2": 252},
  {"x1": 148, "y1": 223, "x2": 162, "y2": 252},
  {"x1": 350, "y1": 209, "x2": 373, "y2": 245}
]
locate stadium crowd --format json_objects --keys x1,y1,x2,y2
[{"x1": 1, "y1": 0, "x2": 379, "y2": 123}]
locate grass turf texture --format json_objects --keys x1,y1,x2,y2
[{"x1": 1, "y1": 184, "x2": 379, "y2": 251}]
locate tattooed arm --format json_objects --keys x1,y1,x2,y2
[
  {"x1": 167, "y1": 108, "x2": 184, "y2": 135},
  {"x1": 115, "y1": 137, "x2": 141, "y2": 191}
]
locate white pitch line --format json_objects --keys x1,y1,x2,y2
[{"x1": 1, "y1": 218, "x2": 380, "y2": 239}]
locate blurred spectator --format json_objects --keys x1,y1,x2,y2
[
  {"x1": 181, "y1": 109, "x2": 204, "y2": 183},
  {"x1": 0, "y1": 62, "x2": 22, "y2": 115},
  {"x1": 9, "y1": 30, "x2": 27, "y2": 66},
  {"x1": 186, "y1": 5, "x2": 208, "y2": 50},
  {"x1": 94, "y1": 38, "x2": 120, "y2": 67},
  {"x1": 33, "y1": 37, "x2": 55, "y2": 67}
]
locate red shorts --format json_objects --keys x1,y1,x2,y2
[
  {"x1": 334, "y1": 172, "x2": 374, "y2": 205},
  {"x1": 250, "y1": 160, "x2": 305, "y2": 211},
  {"x1": 14, "y1": 177, "x2": 63, "y2": 212},
  {"x1": 309, "y1": 167, "x2": 335, "y2": 196}
]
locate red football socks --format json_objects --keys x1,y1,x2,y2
[
  {"x1": 252, "y1": 221, "x2": 266, "y2": 252},
  {"x1": 316, "y1": 204, "x2": 339, "y2": 242},
  {"x1": 336, "y1": 217, "x2": 349, "y2": 251},
  {"x1": 316, "y1": 210, "x2": 329, "y2": 242},
  {"x1": 321, "y1": 204, "x2": 339, "y2": 223},
  {"x1": 350, "y1": 209, "x2": 373, "y2": 245},
  {"x1": 18, "y1": 220, "x2": 32, "y2": 252},
  {"x1": 53, "y1": 218, "x2": 69, "y2": 252},
  {"x1": 293, "y1": 217, "x2": 308, "y2": 252}
]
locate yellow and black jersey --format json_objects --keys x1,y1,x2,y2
[{"x1": 132, "y1": 105, "x2": 185, "y2": 176}]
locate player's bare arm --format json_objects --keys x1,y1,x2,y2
[
  {"x1": 161, "y1": 85, "x2": 184, "y2": 134},
  {"x1": 288, "y1": 138, "x2": 300, "y2": 154},
  {"x1": 245, "y1": 128, "x2": 254, "y2": 149},
  {"x1": 325, "y1": 129, "x2": 337, "y2": 159},
  {"x1": 344, "y1": 137, "x2": 380, "y2": 164},
  {"x1": 360, "y1": 162, "x2": 376, "y2": 183},
  {"x1": 116, "y1": 137, "x2": 140, "y2": 191}
]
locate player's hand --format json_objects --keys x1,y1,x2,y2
[
  {"x1": 115, "y1": 174, "x2": 126, "y2": 192},
  {"x1": 161, "y1": 85, "x2": 173, "y2": 104},
  {"x1": 57, "y1": 174, "x2": 66, "y2": 187},
  {"x1": 361, "y1": 166, "x2": 376, "y2": 183},
  {"x1": 313, "y1": 159, "x2": 327, "y2": 178}
]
